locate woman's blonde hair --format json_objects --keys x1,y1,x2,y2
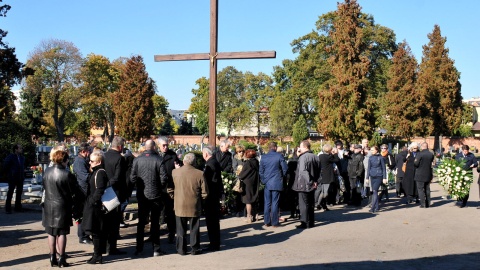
[
  {"x1": 90, "y1": 150, "x2": 104, "y2": 163},
  {"x1": 49, "y1": 144, "x2": 68, "y2": 160}
]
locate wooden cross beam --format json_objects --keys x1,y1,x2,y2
[{"x1": 154, "y1": 0, "x2": 276, "y2": 146}]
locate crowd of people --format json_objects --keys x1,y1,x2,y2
[{"x1": 2, "y1": 137, "x2": 479, "y2": 267}]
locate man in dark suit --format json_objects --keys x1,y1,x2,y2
[
  {"x1": 259, "y1": 142, "x2": 288, "y2": 228},
  {"x1": 202, "y1": 145, "x2": 224, "y2": 251},
  {"x1": 103, "y1": 136, "x2": 128, "y2": 255},
  {"x1": 215, "y1": 140, "x2": 232, "y2": 173},
  {"x1": 413, "y1": 142, "x2": 435, "y2": 208},
  {"x1": 157, "y1": 136, "x2": 181, "y2": 243},
  {"x1": 3, "y1": 143, "x2": 25, "y2": 214},
  {"x1": 455, "y1": 145, "x2": 478, "y2": 207}
]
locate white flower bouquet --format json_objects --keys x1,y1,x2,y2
[{"x1": 435, "y1": 158, "x2": 473, "y2": 199}]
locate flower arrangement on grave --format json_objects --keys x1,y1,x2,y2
[
  {"x1": 435, "y1": 158, "x2": 473, "y2": 199},
  {"x1": 31, "y1": 165, "x2": 43, "y2": 176},
  {"x1": 221, "y1": 172, "x2": 237, "y2": 211}
]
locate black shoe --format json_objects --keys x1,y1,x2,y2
[
  {"x1": 87, "y1": 254, "x2": 103, "y2": 264},
  {"x1": 177, "y1": 251, "x2": 186, "y2": 256},
  {"x1": 323, "y1": 207, "x2": 330, "y2": 211},
  {"x1": 460, "y1": 204, "x2": 466, "y2": 208},
  {"x1": 80, "y1": 239, "x2": 93, "y2": 245},
  {"x1": 153, "y1": 250, "x2": 166, "y2": 257},
  {"x1": 295, "y1": 223, "x2": 307, "y2": 229},
  {"x1": 58, "y1": 254, "x2": 69, "y2": 267},
  {"x1": 49, "y1": 253, "x2": 58, "y2": 267},
  {"x1": 108, "y1": 249, "x2": 126, "y2": 255},
  {"x1": 191, "y1": 249, "x2": 202, "y2": 255}
]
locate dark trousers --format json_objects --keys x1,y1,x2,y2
[
  {"x1": 341, "y1": 172, "x2": 351, "y2": 203},
  {"x1": 204, "y1": 199, "x2": 221, "y2": 249},
  {"x1": 298, "y1": 191, "x2": 315, "y2": 227},
  {"x1": 137, "y1": 197, "x2": 164, "y2": 253},
  {"x1": 6, "y1": 179, "x2": 23, "y2": 211},
  {"x1": 104, "y1": 207, "x2": 121, "y2": 251},
  {"x1": 370, "y1": 177, "x2": 382, "y2": 211},
  {"x1": 175, "y1": 216, "x2": 200, "y2": 254},
  {"x1": 263, "y1": 188, "x2": 280, "y2": 226},
  {"x1": 349, "y1": 178, "x2": 362, "y2": 205},
  {"x1": 416, "y1": 181, "x2": 431, "y2": 207},
  {"x1": 77, "y1": 221, "x2": 89, "y2": 241},
  {"x1": 396, "y1": 175, "x2": 404, "y2": 196},
  {"x1": 286, "y1": 188, "x2": 298, "y2": 217},
  {"x1": 161, "y1": 194, "x2": 176, "y2": 239}
]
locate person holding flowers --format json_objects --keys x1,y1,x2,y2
[{"x1": 454, "y1": 145, "x2": 478, "y2": 208}]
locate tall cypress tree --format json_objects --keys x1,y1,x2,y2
[
  {"x1": 114, "y1": 55, "x2": 155, "y2": 141},
  {"x1": 416, "y1": 25, "x2": 462, "y2": 150},
  {"x1": 317, "y1": 0, "x2": 371, "y2": 142},
  {"x1": 381, "y1": 41, "x2": 419, "y2": 140}
]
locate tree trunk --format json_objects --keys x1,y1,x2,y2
[{"x1": 433, "y1": 133, "x2": 440, "y2": 153}]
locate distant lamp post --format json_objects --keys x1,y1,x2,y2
[{"x1": 256, "y1": 108, "x2": 269, "y2": 144}]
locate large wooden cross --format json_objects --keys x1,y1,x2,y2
[{"x1": 154, "y1": 0, "x2": 276, "y2": 146}]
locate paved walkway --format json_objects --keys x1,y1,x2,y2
[{"x1": 1, "y1": 172, "x2": 480, "y2": 269}]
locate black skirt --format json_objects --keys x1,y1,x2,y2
[{"x1": 45, "y1": 226, "x2": 70, "y2": 236}]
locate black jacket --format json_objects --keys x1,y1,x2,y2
[
  {"x1": 161, "y1": 149, "x2": 180, "y2": 193},
  {"x1": 204, "y1": 157, "x2": 224, "y2": 202},
  {"x1": 42, "y1": 164, "x2": 80, "y2": 229},
  {"x1": 318, "y1": 153, "x2": 340, "y2": 184},
  {"x1": 414, "y1": 149, "x2": 434, "y2": 183},
  {"x1": 103, "y1": 149, "x2": 128, "y2": 202},
  {"x1": 130, "y1": 150, "x2": 167, "y2": 200},
  {"x1": 82, "y1": 165, "x2": 108, "y2": 235},
  {"x1": 395, "y1": 150, "x2": 408, "y2": 178},
  {"x1": 215, "y1": 150, "x2": 233, "y2": 173},
  {"x1": 347, "y1": 152, "x2": 364, "y2": 179}
]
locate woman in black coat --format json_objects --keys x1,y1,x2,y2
[
  {"x1": 82, "y1": 150, "x2": 108, "y2": 264},
  {"x1": 238, "y1": 149, "x2": 259, "y2": 223},
  {"x1": 403, "y1": 144, "x2": 419, "y2": 204},
  {"x1": 42, "y1": 150, "x2": 79, "y2": 267}
]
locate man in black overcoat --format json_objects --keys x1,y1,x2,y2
[
  {"x1": 103, "y1": 136, "x2": 128, "y2": 255},
  {"x1": 202, "y1": 145, "x2": 224, "y2": 251},
  {"x1": 157, "y1": 136, "x2": 181, "y2": 243},
  {"x1": 413, "y1": 142, "x2": 435, "y2": 208}
]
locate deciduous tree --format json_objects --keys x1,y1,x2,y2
[{"x1": 23, "y1": 39, "x2": 83, "y2": 141}]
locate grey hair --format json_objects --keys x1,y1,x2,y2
[
  {"x1": 202, "y1": 145, "x2": 214, "y2": 156},
  {"x1": 157, "y1": 136, "x2": 168, "y2": 144},
  {"x1": 90, "y1": 150, "x2": 104, "y2": 163},
  {"x1": 220, "y1": 140, "x2": 229, "y2": 147},
  {"x1": 183, "y1": 153, "x2": 196, "y2": 165},
  {"x1": 111, "y1": 136, "x2": 125, "y2": 148},
  {"x1": 409, "y1": 143, "x2": 419, "y2": 150}
]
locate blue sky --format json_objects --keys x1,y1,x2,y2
[{"x1": 3, "y1": 0, "x2": 479, "y2": 110}]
